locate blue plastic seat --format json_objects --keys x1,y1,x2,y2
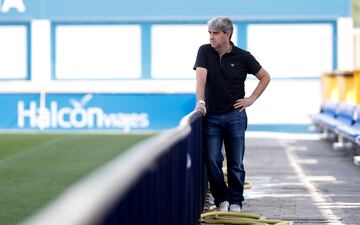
[
  {"x1": 335, "y1": 105, "x2": 360, "y2": 144},
  {"x1": 311, "y1": 101, "x2": 338, "y2": 129},
  {"x1": 311, "y1": 102, "x2": 357, "y2": 133}
]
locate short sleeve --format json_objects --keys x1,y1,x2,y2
[
  {"x1": 246, "y1": 52, "x2": 262, "y2": 75},
  {"x1": 193, "y1": 45, "x2": 208, "y2": 70}
]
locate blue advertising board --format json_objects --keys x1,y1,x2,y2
[{"x1": 0, "y1": 93, "x2": 196, "y2": 132}]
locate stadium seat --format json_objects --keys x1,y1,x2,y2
[
  {"x1": 311, "y1": 101, "x2": 340, "y2": 130},
  {"x1": 311, "y1": 102, "x2": 358, "y2": 141},
  {"x1": 335, "y1": 105, "x2": 360, "y2": 144}
]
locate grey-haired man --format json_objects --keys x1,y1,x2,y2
[{"x1": 194, "y1": 17, "x2": 270, "y2": 212}]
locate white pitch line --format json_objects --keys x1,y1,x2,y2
[{"x1": 285, "y1": 146, "x2": 344, "y2": 225}]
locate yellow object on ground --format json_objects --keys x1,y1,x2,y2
[
  {"x1": 201, "y1": 211, "x2": 294, "y2": 225},
  {"x1": 244, "y1": 181, "x2": 252, "y2": 190}
]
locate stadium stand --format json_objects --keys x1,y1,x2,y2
[{"x1": 311, "y1": 70, "x2": 360, "y2": 162}]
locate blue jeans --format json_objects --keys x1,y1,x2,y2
[{"x1": 204, "y1": 109, "x2": 247, "y2": 206}]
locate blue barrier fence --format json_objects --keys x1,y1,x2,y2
[
  {"x1": 21, "y1": 110, "x2": 207, "y2": 225},
  {"x1": 103, "y1": 110, "x2": 207, "y2": 225}
]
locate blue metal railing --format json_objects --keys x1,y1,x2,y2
[{"x1": 22, "y1": 110, "x2": 206, "y2": 225}]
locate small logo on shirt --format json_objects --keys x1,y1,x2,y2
[{"x1": 230, "y1": 63, "x2": 235, "y2": 67}]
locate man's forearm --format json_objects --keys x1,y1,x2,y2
[
  {"x1": 195, "y1": 67, "x2": 207, "y2": 101},
  {"x1": 196, "y1": 80, "x2": 205, "y2": 101},
  {"x1": 250, "y1": 68, "x2": 270, "y2": 101}
]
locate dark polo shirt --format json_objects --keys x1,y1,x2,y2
[{"x1": 193, "y1": 43, "x2": 262, "y2": 114}]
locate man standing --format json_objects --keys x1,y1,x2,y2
[{"x1": 194, "y1": 17, "x2": 270, "y2": 212}]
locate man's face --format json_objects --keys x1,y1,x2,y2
[{"x1": 208, "y1": 29, "x2": 229, "y2": 50}]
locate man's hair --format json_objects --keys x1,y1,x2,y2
[{"x1": 207, "y1": 16, "x2": 234, "y2": 40}]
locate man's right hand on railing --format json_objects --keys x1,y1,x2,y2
[{"x1": 195, "y1": 100, "x2": 207, "y2": 115}]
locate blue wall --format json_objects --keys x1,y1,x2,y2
[{"x1": 0, "y1": 0, "x2": 351, "y2": 20}]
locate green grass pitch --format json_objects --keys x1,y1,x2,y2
[{"x1": 0, "y1": 133, "x2": 151, "y2": 225}]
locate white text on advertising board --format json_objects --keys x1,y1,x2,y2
[
  {"x1": 0, "y1": 0, "x2": 26, "y2": 13},
  {"x1": 17, "y1": 99, "x2": 150, "y2": 132}
]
